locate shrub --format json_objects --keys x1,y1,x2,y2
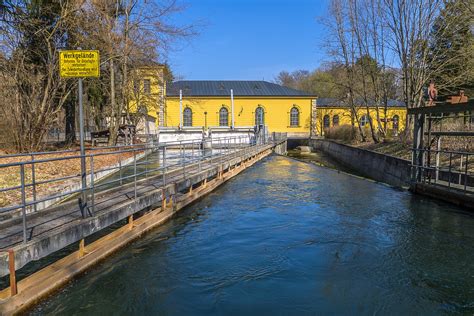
[{"x1": 324, "y1": 124, "x2": 359, "y2": 142}]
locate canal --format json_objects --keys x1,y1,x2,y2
[{"x1": 31, "y1": 155, "x2": 474, "y2": 315}]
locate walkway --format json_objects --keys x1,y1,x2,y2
[{"x1": 0, "y1": 141, "x2": 284, "y2": 278}]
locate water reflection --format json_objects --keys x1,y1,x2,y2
[{"x1": 31, "y1": 156, "x2": 474, "y2": 315}]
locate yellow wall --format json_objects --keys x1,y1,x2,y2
[
  {"x1": 128, "y1": 66, "x2": 408, "y2": 137},
  {"x1": 128, "y1": 66, "x2": 164, "y2": 119},
  {"x1": 315, "y1": 107, "x2": 407, "y2": 135},
  {"x1": 165, "y1": 96, "x2": 314, "y2": 133}
]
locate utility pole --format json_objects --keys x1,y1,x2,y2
[
  {"x1": 179, "y1": 89, "x2": 183, "y2": 129},
  {"x1": 231, "y1": 89, "x2": 235, "y2": 129}
]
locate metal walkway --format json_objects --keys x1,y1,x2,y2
[{"x1": 0, "y1": 137, "x2": 286, "y2": 277}]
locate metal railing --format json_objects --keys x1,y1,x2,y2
[
  {"x1": 411, "y1": 148, "x2": 473, "y2": 193},
  {"x1": 0, "y1": 135, "x2": 268, "y2": 244}
]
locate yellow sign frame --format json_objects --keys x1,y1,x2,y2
[{"x1": 59, "y1": 50, "x2": 100, "y2": 78}]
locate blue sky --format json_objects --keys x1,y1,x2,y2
[{"x1": 167, "y1": 0, "x2": 330, "y2": 81}]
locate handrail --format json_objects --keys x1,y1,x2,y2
[
  {"x1": 0, "y1": 135, "x2": 271, "y2": 245},
  {"x1": 411, "y1": 148, "x2": 472, "y2": 192}
]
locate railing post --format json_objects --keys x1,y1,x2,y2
[
  {"x1": 422, "y1": 149, "x2": 427, "y2": 183},
  {"x1": 199, "y1": 140, "x2": 202, "y2": 173},
  {"x1": 134, "y1": 150, "x2": 137, "y2": 204},
  {"x1": 182, "y1": 142, "x2": 186, "y2": 179},
  {"x1": 209, "y1": 138, "x2": 213, "y2": 166},
  {"x1": 464, "y1": 153, "x2": 469, "y2": 192},
  {"x1": 145, "y1": 147, "x2": 148, "y2": 179},
  {"x1": 448, "y1": 152, "x2": 452, "y2": 188},
  {"x1": 90, "y1": 155, "x2": 95, "y2": 214},
  {"x1": 173, "y1": 182, "x2": 178, "y2": 211},
  {"x1": 78, "y1": 239, "x2": 85, "y2": 258},
  {"x1": 128, "y1": 215, "x2": 133, "y2": 230},
  {"x1": 31, "y1": 155, "x2": 37, "y2": 212},
  {"x1": 221, "y1": 138, "x2": 224, "y2": 165},
  {"x1": 119, "y1": 159, "x2": 123, "y2": 185},
  {"x1": 20, "y1": 164, "x2": 27, "y2": 243},
  {"x1": 162, "y1": 145, "x2": 166, "y2": 186},
  {"x1": 435, "y1": 137, "x2": 441, "y2": 183},
  {"x1": 161, "y1": 188, "x2": 166, "y2": 210},
  {"x1": 8, "y1": 249, "x2": 17, "y2": 296}
]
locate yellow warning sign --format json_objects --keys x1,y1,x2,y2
[{"x1": 59, "y1": 50, "x2": 100, "y2": 78}]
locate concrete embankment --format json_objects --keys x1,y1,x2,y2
[
  {"x1": 310, "y1": 139, "x2": 411, "y2": 188},
  {"x1": 309, "y1": 139, "x2": 474, "y2": 210}
]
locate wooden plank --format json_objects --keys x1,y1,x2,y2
[
  {"x1": 424, "y1": 131, "x2": 474, "y2": 137},
  {"x1": 408, "y1": 100, "x2": 474, "y2": 115}
]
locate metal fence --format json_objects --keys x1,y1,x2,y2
[
  {"x1": 411, "y1": 148, "x2": 473, "y2": 193},
  {"x1": 0, "y1": 135, "x2": 266, "y2": 244}
]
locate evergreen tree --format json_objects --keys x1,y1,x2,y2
[{"x1": 429, "y1": 0, "x2": 474, "y2": 96}]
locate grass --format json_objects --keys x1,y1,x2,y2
[
  {"x1": 355, "y1": 139, "x2": 474, "y2": 173},
  {"x1": 357, "y1": 140, "x2": 412, "y2": 160},
  {"x1": 0, "y1": 149, "x2": 138, "y2": 208}
]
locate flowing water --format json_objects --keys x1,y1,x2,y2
[{"x1": 31, "y1": 155, "x2": 474, "y2": 315}]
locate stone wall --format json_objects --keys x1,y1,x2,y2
[
  {"x1": 310, "y1": 139, "x2": 411, "y2": 188},
  {"x1": 273, "y1": 140, "x2": 288, "y2": 155}
]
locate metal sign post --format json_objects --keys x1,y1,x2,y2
[
  {"x1": 78, "y1": 78, "x2": 86, "y2": 212},
  {"x1": 59, "y1": 50, "x2": 100, "y2": 217}
]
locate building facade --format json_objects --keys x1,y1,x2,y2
[
  {"x1": 164, "y1": 81, "x2": 315, "y2": 138},
  {"x1": 128, "y1": 65, "x2": 166, "y2": 134},
  {"x1": 130, "y1": 67, "x2": 407, "y2": 138},
  {"x1": 316, "y1": 98, "x2": 407, "y2": 136}
]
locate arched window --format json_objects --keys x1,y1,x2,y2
[
  {"x1": 290, "y1": 107, "x2": 299, "y2": 127},
  {"x1": 392, "y1": 115, "x2": 399, "y2": 131},
  {"x1": 183, "y1": 107, "x2": 192, "y2": 127},
  {"x1": 219, "y1": 107, "x2": 229, "y2": 126},
  {"x1": 332, "y1": 115, "x2": 339, "y2": 127},
  {"x1": 323, "y1": 115, "x2": 330, "y2": 129},
  {"x1": 255, "y1": 106, "x2": 264, "y2": 126},
  {"x1": 360, "y1": 115, "x2": 370, "y2": 127}
]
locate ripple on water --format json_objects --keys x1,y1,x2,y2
[{"x1": 30, "y1": 156, "x2": 474, "y2": 315}]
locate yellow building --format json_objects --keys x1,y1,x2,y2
[
  {"x1": 129, "y1": 66, "x2": 407, "y2": 139},
  {"x1": 164, "y1": 81, "x2": 316, "y2": 138},
  {"x1": 127, "y1": 65, "x2": 165, "y2": 134},
  {"x1": 315, "y1": 98, "x2": 407, "y2": 136}
]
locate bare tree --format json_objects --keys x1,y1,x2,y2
[
  {"x1": 0, "y1": 0, "x2": 193, "y2": 151},
  {"x1": 383, "y1": 0, "x2": 443, "y2": 139},
  {"x1": 0, "y1": 1, "x2": 79, "y2": 152},
  {"x1": 325, "y1": 0, "x2": 367, "y2": 140},
  {"x1": 323, "y1": 0, "x2": 473, "y2": 142},
  {"x1": 81, "y1": 0, "x2": 193, "y2": 145}
]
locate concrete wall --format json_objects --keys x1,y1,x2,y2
[
  {"x1": 158, "y1": 127, "x2": 255, "y2": 144},
  {"x1": 310, "y1": 139, "x2": 411, "y2": 188},
  {"x1": 273, "y1": 140, "x2": 287, "y2": 155},
  {"x1": 287, "y1": 138, "x2": 308, "y2": 149}
]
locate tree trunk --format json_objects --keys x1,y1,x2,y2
[
  {"x1": 64, "y1": 97, "x2": 76, "y2": 144},
  {"x1": 109, "y1": 58, "x2": 118, "y2": 146}
]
